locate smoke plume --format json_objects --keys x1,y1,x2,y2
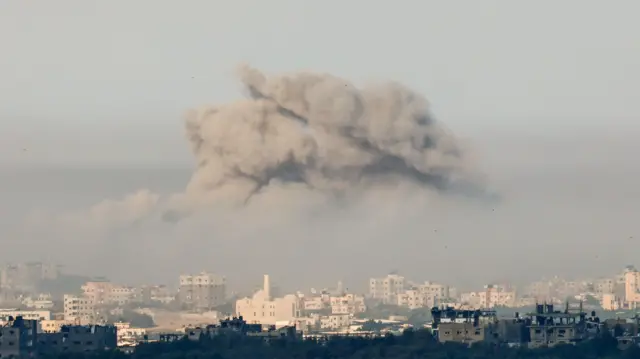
[{"x1": 45, "y1": 65, "x2": 492, "y2": 230}]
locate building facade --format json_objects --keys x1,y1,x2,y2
[
  {"x1": 178, "y1": 272, "x2": 226, "y2": 311},
  {"x1": 63, "y1": 294, "x2": 96, "y2": 325},
  {"x1": 369, "y1": 274, "x2": 405, "y2": 304},
  {"x1": 236, "y1": 275, "x2": 301, "y2": 325}
]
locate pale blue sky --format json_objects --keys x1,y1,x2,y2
[
  {"x1": 1, "y1": 1, "x2": 639, "y2": 287},
  {"x1": 1, "y1": 0, "x2": 639, "y2": 166}
]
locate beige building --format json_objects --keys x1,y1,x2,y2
[
  {"x1": 397, "y1": 289, "x2": 435, "y2": 310},
  {"x1": 481, "y1": 284, "x2": 516, "y2": 308},
  {"x1": 460, "y1": 285, "x2": 516, "y2": 309},
  {"x1": 624, "y1": 268, "x2": 640, "y2": 307},
  {"x1": 302, "y1": 296, "x2": 324, "y2": 311},
  {"x1": 81, "y1": 280, "x2": 138, "y2": 306},
  {"x1": 320, "y1": 314, "x2": 351, "y2": 330},
  {"x1": 418, "y1": 282, "x2": 452, "y2": 301},
  {"x1": 178, "y1": 272, "x2": 226, "y2": 311},
  {"x1": 236, "y1": 275, "x2": 301, "y2": 325},
  {"x1": 601, "y1": 293, "x2": 623, "y2": 311},
  {"x1": 22, "y1": 293, "x2": 55, "y2": 309},
  {"x1": 369, "y1": 274, "x2": 405, "y2": 304},
  {"x1": 330, "y1": 294, "x2": 366, "y2": 315},
  {"x1": 437, "y1": 322, "x2": 498, "y2": 345},
  {"x1": 40, "y1": 319, "x2": 69, "y2": 333},
  {"x1": 63, "y1": 294, "x2": 95, "y2": 324},
  {"x1": 0, "y1": 309, "x2": 51, "y2": 321}
]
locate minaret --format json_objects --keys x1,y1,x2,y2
[{"x1": 263, "y1": 274, "x2": 271, "y2": 300}]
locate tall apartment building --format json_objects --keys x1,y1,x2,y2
[
  {"x1": 624, "y1": 268, "x2": 640, "y2": 308},
  {"x1": 178, "y1": 272, "x2": 226, "y2": 311},
  {"x1": 369, "y1": 274, "x2": 406, "y2": 304},
  {"x1": 63, "y1": 295, "x2": 96, "y2": 325}
]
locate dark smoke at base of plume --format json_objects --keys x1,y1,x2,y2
[{"x1": 159, "y1": 65, "x2": 496, "y2": 222}]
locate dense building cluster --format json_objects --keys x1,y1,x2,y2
[{"x1": 1, "y1": 261, "x2": 640, "y2": 355}]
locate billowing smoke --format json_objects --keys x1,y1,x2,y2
[{"x1": 42, "y1": 65, "x2": 493, "y2": 231}]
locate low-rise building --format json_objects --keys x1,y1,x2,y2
[
  {"x1": 40, "y1": 320, "x2": 69, "y2": 333},
  {"x1": 320, "y1": 314, "x2": 351, "y2": 330},
  {"x1": 430, "y1": 307, "x2": 499, "y2": 345},
  {"x1": 38, "y1": 324, "x2": 117, "y2": 353},
  {"x1": 0, "y1": 309, "x2": 51, "y2": 321},
  {"x1": 525, "y1": 303, "x2": 600, "y2": 348}
]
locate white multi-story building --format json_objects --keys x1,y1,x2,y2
[
  {"x1": 369, "y1": 274, "x2": 405, "y2": 304},
  {"x1": 235, "y1": 275, "x2": 301, "y2": 326}
]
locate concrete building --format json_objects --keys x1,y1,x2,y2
[
  {"x1": 178, "y1": 272, "x2": 226, "y2": 311},
  {"x1": 460, "y1": 284, "x2": 516, "y2": 309},
  {"x1": 418, "y1": 282, "x2": 451, "y2": 301},
  {"x1": 601, "y1": 293, "x2": 623, "y2": 311},
  {"x1": 431, "y1": 307, "x2": 499, "y2": 345},
  {"x1": 480, "y1": 284, "x2": 516, "y2": 308},
  {"x1": 0, "y1": 310, "x2": 51, "y2": 322},
  {"x1": 437, "y1": 322, "x2": 499, "y2": 345},
  {"x1": 330, "y1": 294, "x2": 365, "y2": 315},
  {"x1": 38, "y1": 324, "x2": 117, "y2": 353},
  {"x1": 137, "y1": 285, "x2": 174, "y2": 305},
  {"x1": 397, "y1": 289, "x2": 434, "y2": 310},
  {"x1": 21, "y1": 294, "x2": 54, "y2": 310},
  {"x1": 63, "y1": 294, "x2": 95, "y2": 325},
  {"x1": 302, "y1": 296, "x2": 324, "y2": 311},
  {"x1": 0, "y1": 317, "x2": 38, "y2": 358},
  {"x1": 114, "y1": 322, "x2": 146, "y2": 347},
  {"x1": 369, "y1": 274, "x2": 405, "y2": 304},
  {"x1": 525, "y1": 303, "x2": 600, "y2": 348},
  {"x1": 235, "y1": 275, "x2": 301, "y2": 326},
  {"x1": 40, "y1": 320, "x2": 68, "y2": 333},
  {"x1": 624, "y1": 268, "x2": 640, "y2": 308},
  {"x1": 320, "y1": 314, "x2": 351, "y2": 330}
]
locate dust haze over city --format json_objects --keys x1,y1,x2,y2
[{"x1": 1, "y1": 1, "x2": 639, "y2": 293}]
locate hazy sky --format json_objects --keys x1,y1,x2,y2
[{"x1": 1, "y1": 1, "x2": 639, "y2": 292}]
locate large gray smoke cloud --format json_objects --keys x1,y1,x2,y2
[{"x1": 43, "y1": 65, "x2": 492, "y2": 230}]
